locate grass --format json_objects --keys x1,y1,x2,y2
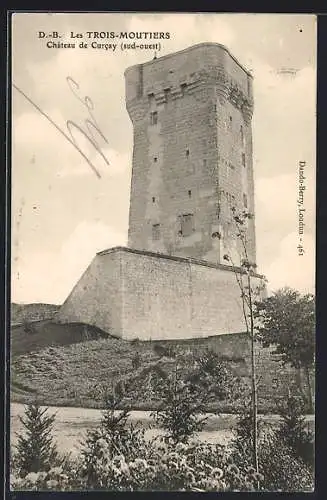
[
  {"x1": 11, "y1": 303, "x2": 59, "y2": 324},
  {"x1": 11, "y1": 320, "x2": 108, "y2": 356},
  {"x1": 10, "y1": 320, "x2": 312, "y2": 413}
]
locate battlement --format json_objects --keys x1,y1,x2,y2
[
  {"x1": 124, "y1": 43, "x2": 254, "y2": 130},
  {"x1": 125, "y1": 43, "x2": 253, "y2": 108}
]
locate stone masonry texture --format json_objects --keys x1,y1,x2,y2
[
  {"x1": 58, "y1": 44, "x2": 265, "y2": 343},
  {"x1": 57, "y1": 247, "x2": 265, "y2": 341},
  {"x1": 125, "y1": 43, "x2": 256, "y2": 266}
]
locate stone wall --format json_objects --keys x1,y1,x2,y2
[
  {"x1": 57, "y1": 250, "x2": 124, "y2": 337},
  {"x1": 56, "y1": 247, "x2": 265, "y2": 341}
]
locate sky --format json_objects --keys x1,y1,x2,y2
[{"x1": 11, "y1": 13, "x2": 316, "y2": 304}]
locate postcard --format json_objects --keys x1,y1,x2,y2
[{"x1": 9, "y1": 12, "x2": 316, "y2": 492}]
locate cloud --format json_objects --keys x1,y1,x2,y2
[
  {"x1": 264, "y1": 231, "x2": 315, "y2": 294},
  {"x1": 250, "y1": 58, "x2": 316, "y2": 179},
  {"x1": 11, "y1": 13, "x2": 316, "y2": 302},
  {"x1": 12, "y1": 221, "x2": 127, "y2": 304},
  {"x1": 255, "y1": 171, "x2": 315, "y2": 235},
  {"x1": 255, "y1": 169, "x2": 315, "y2": 284},
  {"x1": 56, "y1": 147, "x2": 131, "y2": 178},
  {"x1": 127, "y1": 13, "x2": 235, "y2": 53}
]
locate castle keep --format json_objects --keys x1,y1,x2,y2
[
  {"x1": 57, "y1": 43, "x2": 265, "y2": 340},
  {"x1": 125, "y1": 43, "x2": 256, "y2": 265}
]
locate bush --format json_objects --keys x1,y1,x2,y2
[
  {"x1": 13, "y1": 404, "x2": 59, "y2": 476},
  {"x1": 10, "y1": 361, "x2": 314, "y2": 492},
  {"x1": 259, "y1": 431, "x2": 314, "y2": 492},
  {"x1": 230, "y1": 404, "x2": 314, "y2": 492},
  {"x1": 276, "y1": 394, "x2": 314, "y2": 470},
  {"x1": 11, "y1": 441, "x2": 262, "y2": 492},
  {"x1": 152, "y1": 343, "x2": 175, "y2": 358},
  {"x1": 150, "y1": 363, "x2": 207, "y2": 444}
]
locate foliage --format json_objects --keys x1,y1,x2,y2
[
  {"x1": 276, "y1": 394, "x2": 314, "y2": 470},
  {"x1": 222, "y1": 207, "x2": 265, "y2": 476},
  {"x1": 12, "y1": 330, "x2": 305, "y2": 414},
  {"x1": 255, "y1": 288, "x2": 315, "y2": 370},
  {"x1": 150, "y1": 363, "x2": 207, "y2": 444},
  {"x1": 14, "y1": 404, "x2": 59, "y2": 476},
  {"x1": 11, "y1": 465, "x2": 78, "y2": 491},
  {"x1": 230, "y1": 403, "x2": 314, "y2": 492},
  {"x1": 77, "y1": 382, "x2": 152, "y2": 487},
  {"x1": 131, "y1": 351, "x2": 141, "y2": 370},
  {"x1": 150, "y1": 350, "x2": 239, "y2": 444},
  {"x1": 188, "y1": 349, "x2": 244, "y2": 400},
  {"x1": 259, "y1": 431, "x2": 314, "y2": 492},
  {"x1": 11, "y1": 379, "x2": 314, "y2": 492},
  {"x1": 11, "y1": 440, "x2": 263, "y2": 492},
  {"x1": 152, "y1": 343, "x2": 175, "y2": 358},
  {"x1": 22, "y1": 320, "x2": 36, "y2": 335}
]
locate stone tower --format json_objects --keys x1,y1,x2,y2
[
  {"x1": 125, "y1": 43, "x2": 256, "y2": 267},
  {"x1": 57, "y1": 43, "x2": 266, "y2": 340}
]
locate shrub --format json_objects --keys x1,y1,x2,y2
[
  {"x1": 13, "y1": 404, "x2": 59, "y2": 476},
  {"x1": 152, "y1": 343, "x2": 173, "y2": 358},
  {"x1": 230, "y1": 404, "x2": 314, "y2": 492},
  {"x1": 150, "y1": 350, "x2": 240, "y2": 445},
  {"x1": 11, "y1": 441, "x2": 262, "y2": 492},
  {"x1": 151, "y1": 363, "x2": 207, "y2": 444},
  {"x1": 259, "y1": 431, "x2": 314, "y2": 492},
  {"x1": 276, "y1": 394, "x2": 314, "y2": 470},
  {"x1": 77, "y1": 384, "x2": 154, "y2": 488}
]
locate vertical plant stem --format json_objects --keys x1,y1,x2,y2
[{"x1": 248, "y1": 272, "x2": 259, "y2": 478}]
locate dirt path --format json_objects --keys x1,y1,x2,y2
[{"x1": 10, "y1": 403, "x2": 314, "y2": 456}]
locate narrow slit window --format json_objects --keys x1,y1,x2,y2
[
  {"x1": 186, "y1": 149, "x2": 190, "y2": 157},
  {"x1": 152, "y1": 223, "x2": 160, "y2": 240},
  {"x1": 188, "y1": 190, "x2": 192, "y2": 198},
  {"x1": 152, "y1": 197, "x2": 156, "y2": 203},
  {"x1": 242, "y1": 153, "x2": 246, "y2": 167},
  {"x1": 154, "y1": 157, "x2": 158, "y2": 163},
  {"x1": 164, "y1": 88, "x2": 171, "y2": 102},
  {"x1": 180, "y1": 213, "x2": 194, "y2": 237},
  {"x1": 150, "y1": 111, "x2": 158, "y2": 125}
]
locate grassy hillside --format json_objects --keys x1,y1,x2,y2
[
  {"x1": 11, "y1": 320, "x2": 109, "y2": 356},
  {"x1": 11, "y1": 303, "x2": 60, "y2": 324},
  {"x1": 10, "y1": 321, "x2": 313, "y2": 413}
]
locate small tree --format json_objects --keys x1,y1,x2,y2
[
  {"x1": 151, "y1": 362, "x2": 207, "y2": 444},
  {"x1": 14, "y1": 404, "x2": 58, "y2": 476},
  {"x1": 276, "y1": 394, "x2": 314, "y2": 470},
  {"x1": 255, "y1": 288, "x2": 315, "y2": 412},
  {"x1": 151, "y1": 350, "x2": 238, "y2": 444},
  {"x1": 222, "y1": 207, "x2": 267, "y2": 477},
  {"x1": 79, "y1": 382, "x2": 149, "y2": 488}
]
